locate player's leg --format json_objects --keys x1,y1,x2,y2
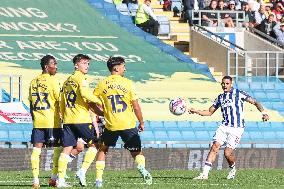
[
  {"x1": 72, "y1": 123, "x2": 96, "y2": 186},
  {"x1": 30, "y1": 128, "x2": 44, "y2": 188},
  {"x1": 48, "y1": 128, "x2": 63, "y2": 187},
  {"x1": 224, "y1": 127, "x2": 243, "y2": 179},
  {"x1": 76, "y1": 143, "x2": 98, "y2": 186},
  {"x1": 69, "y1": 139, "x2": 84, "y2": 162},
  {"x1": 194, "y1": 126, "x2": 226, "y2": 180},
  {"x1": 57, "y1": 124, "x2": 77, "y2": 187},
  {"x1": 95, "y1": 128, "x2": 119, "y2": 187},
  {"x1": 122, "y1": 128, "x2": 152, "y2": 185},
  {"x1": 224, "y1": 147, "x2": 236, "y2": 179}
]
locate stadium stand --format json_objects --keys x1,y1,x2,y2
[{"x1": 0, "y1": 0, "x2": 283, "y2": 151}]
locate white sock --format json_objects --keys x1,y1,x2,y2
[
  {"x1": 33, "y1": 177, "x2": 39, "y2": 184},
  {"x1": 58, "y1": 178, "x2": 65, "y2": 183},
  {"x1": 202, "y1": 161, "x2": 212, "y2": 176},
  {"x1": 229, "y1": 163, "x2": 236, "y2": 169}
]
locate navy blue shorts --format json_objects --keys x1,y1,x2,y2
[
  {"x1": 101, "y1": 128, "x2": 141, "y2": 152},
  {"x1": 62, "y1": 123, "x2": 97, "y2": 147},
  {"x1": 31, "y1": 128, "x2": 62, "y2": 147}
]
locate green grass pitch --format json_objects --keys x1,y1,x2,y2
[{"x1": 1, "y1": 169, "x2": 284, "y2": 188}]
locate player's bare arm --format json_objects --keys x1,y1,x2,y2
[
  {"x1": 246, "y1": 97, "x2": 269, "y2": 121},
  {"x1": 89, "y1": 102, "x2": 104, "y2": 116},
  {"x1": 132, "y1": 100, "x2": 144, "y2": 132},
  {"x1": 188, "y1": 105, "x2": 217, "y2": 116}
]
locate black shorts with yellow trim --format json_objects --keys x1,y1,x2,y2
[
  {"x1": 62, "y1": 123, "x2": 98, "y2": 147},
  {"x1": 101, "y1": 127, "x2": 141, "y2": 152},
  {"x1": 31, "y1": 128, "x2": 62, "y2": 147}
]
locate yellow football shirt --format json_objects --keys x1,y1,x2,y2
[
  {"x1": 94, "y1": 75, "x2": 138, "y2": 131},
  {"x1": 29, "y1": 73, "x2": 60, "y2": 128},
  {"x1": 60, "y1": 71, "x2": 102, "y2": 124}
]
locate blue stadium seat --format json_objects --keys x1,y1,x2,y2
[
  {"x1": 153, "y1": 131, "x2": 168, "y2": 141},
  {"x1": 164, "y1": 122, "x2": 179, "y2": 131},
  {"x1": 90, "y1": 2, "x2": 103, "y2": 9},
  {"x1": 23, "y1": 130, "x2": 32, "y2": 142},
  {"x1": 157, "y1": 16, "x2": 170, "y2": 36},
  {"x1": 261, "y1": 83, "x2": 275, "y2": 90},
  {"x1": 171, "y1": 0, "x2": 182, "y2": 12},
  {"x1": 276, "y1": 131, "x2": 284, "y2": 140},
  {"x1": 150, "y1": 121, "x2": 164, "y2": 130},
  {"x1": 106, "y1": 14, "x2": 120, "y2": 22},
  {"x1": 266, "y1": 92, "x2": 280, "y2": 102},
  {"x1": 258, "y1": 121, "x2": 271, "y2": 131},
  {"x1": 203, "y1": 122, "x2": 218, "y2": 131},
  {"x1": 237, "y1": 83, "x2": 250, "y2": 92},
  {"x1": 177, "y1": 121, "x2": 192, "y2": 131},
  {"x1": 271, "y1": 122, "x2": 284, "y2": 131},
  {"x1": 167, "y1": 131, "x2": 183, "y2": 141},
  {"x1": 245, "y1": 122, "x2": 259, "y2": 131},
  {"x1": 252, "y1": 92, "x2": 267, "y2": 102},
  {"x1": 250, "y1": 83, "x2": 263, "y2": 91},
  {"x1": 128, "y1": 3, "x2": 138, "y2": 16},
  {"x1": 241, "y1": 132, "x2": 250, "y2": 142},
  {"x1": 181, "y1": 131, "x2": 196, "y2": 140},
  {"x1": 262, "y1": 131, "x2": 276, "y2": 141},
  {"x1": 140, "y1": 131, "x2": 154, "y2": 141},
  {"x1": 190, "y1": 122, "x2": 205, "y2": 131},
  {"x1": 195, "y1": 131, "x2": 210, "y2": 141},
  {"x1": 275, "y1": 83, "x2": 284, "y2": 91},
  {"x1": 262, "y1": 102, "x2": 273, "y2": 109},
  {"x1": 248, "y1": 131, "x2": 263, "y2": 141},
  {"x1": 272, "y1": 102, "x2": 284, "y2": 111},
  {"x1": 119, "y1": 15, "x2": 133, "y2": 24},
  {"x1": 116, "y1": 3, "x2": 129, "y2": 15},
  {"x1": 0, "y1": 130, "x2": 9, "y2": 142},
  {"x1": 8, "y1": 130, "x2": 24, "y2": 142}
]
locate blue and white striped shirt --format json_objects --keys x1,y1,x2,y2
[{"x1": 212, "y1": 88, "x2": 250, "y2": 128}]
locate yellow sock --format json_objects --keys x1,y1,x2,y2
[
  {"x1": 58, "y1": 153, "x2": 69, "y2": 179},
  {"x1": 81, "y1": 147, "x2": 97, "y2": 171},
  {"x1": 135, "y1": 154, "x2": 145, "y2": 168},
  {"x1": 95, "y1": 161, "x2": 105, "y2": 181},
  {"x1": 52, "y1": 147, "x2": 62, "y2": 175},
  {"x1": 31, "y1": 147, "x2": 41, "y2": 179}
]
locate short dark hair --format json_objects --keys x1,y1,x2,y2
[
  {"x1": 73, "y1": 54, "x2": 91, "y2": 65},
  {"x1": 222, "y1": 75, "x2": 233, "y2": 81},
  {"x1": 107, "y1": 56, "x2": 125, "y2": 71},
  {"x1": 40, "y1": 55, "x2": 55, "y2": 70}
]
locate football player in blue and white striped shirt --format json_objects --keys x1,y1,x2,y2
[{"x1": 189, "y1": 76, "x2": 269, "y2": 180}]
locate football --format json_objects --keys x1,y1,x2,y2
[{"x1": 169, "y1": 98, "x2": 187, "y2": 115}]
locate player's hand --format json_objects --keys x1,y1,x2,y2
[
  {"x1": 188, "y1": 108, "x2": 197, "y2": 114},
  {"x1": 262, "y1": 114, "x2": 269, "y2": 122},
  {"x1": 138, "y1": 122, "x2": 145, "y2": 132}
]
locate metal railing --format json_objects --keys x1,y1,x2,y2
[
  {"x1": 191, "y1": 10, "x2": 245, "y2": 28},
  {"x1": 0, "y1": 74, "x2": 22, "y2": 102},
  {"x1": 193, "y1": 24, "x2": 245, "y2": 51},
  {"x1": 248, "y1": 27, "x2": 284, "y2": 49},
  {"x1": 228, "y1": 51, "x2": 284, "y2": 78}
]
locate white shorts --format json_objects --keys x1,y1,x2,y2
[{"x1": 212, "y1": 125, "x2": 244, "y2": 149}]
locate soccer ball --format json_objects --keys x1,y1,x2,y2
[{"x1": 169, "y1": 98, "x2": 187, "y2": 116}]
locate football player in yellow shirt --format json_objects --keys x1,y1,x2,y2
[
  {"x1": 57, "y1": 54, "x2": 102, "y2": 187},
  {"x1": 29, "y1": 55, "x2": 62, "y2": 188},
  {"x1": 94, "y1": 56, "x2": 152, "y2": 187}
]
